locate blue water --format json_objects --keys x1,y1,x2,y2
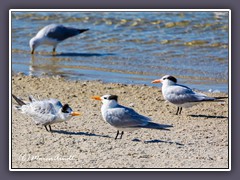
[{"x1": 11, "y1": 11, "x2": 229, "y2": 92}]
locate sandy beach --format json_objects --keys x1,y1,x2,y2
[{"x1": 11, "y1": 73, "x2": 229, "y2": 169}]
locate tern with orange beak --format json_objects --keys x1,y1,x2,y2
[
  {"x1": 12, "y1": 94, "x2": 80, "y2": 132},
  {"x1": 29, "y1": 24, "x2": 89, "y2": 54},
  {"x1": 152, "y1": 75, "x2": 224, "y2": 115},
  {"x1": 92, "y1": 94, "x2": 173, "y2": 140}
]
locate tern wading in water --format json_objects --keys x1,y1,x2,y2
[{"x1": 29, "y1": 24, "x2": 89, "y2": 54}]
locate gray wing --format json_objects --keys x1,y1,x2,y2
[
  {"x1": 106, "y1": 105, "x2": 151, "y2": 128},
  {"x1": 165, "y1": 84, "x2": 214, "y2": 104},
  {"x1": 25, "y1": 101, "x2": 57, "y2": 125},
  {"x1": 45, "y1": 24, "x2": 86, "y2": 41}
]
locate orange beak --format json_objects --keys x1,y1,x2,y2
[
  {"x1": 151, "y1": 79, "x2": 162, "y2": 83},
  {"x1": 92, "y1": 96, "x2": 101, "y2": 100},
  {"x1": 70, "y1": 112, "x2": 81, "y2": 116}
]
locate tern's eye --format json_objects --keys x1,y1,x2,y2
[{"x1": 104, "y1": 97, "x2": 107, "y2": 99}]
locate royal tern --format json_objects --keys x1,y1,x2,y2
[
  {"x1": 92, "y1": 95, "x2": 173, "y2": 140},
  {"x1": 152, "y1": 75, "x2": 225, "y2": 115},
  {"x1": 29, "y1": 24, "x2": 89, "y2": 54},
  {"x1": 12, "y1": 94, "x2": 80, "y2": 132}
]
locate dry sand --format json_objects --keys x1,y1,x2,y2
[{"x1": 11, "y1": 73, "x2": 229, "y2": 169}]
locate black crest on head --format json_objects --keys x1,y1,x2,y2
[
  {"x1": 108, "y1": 95, "x2": 118, "y2": 101},
  {"x1": 167, "y1": 76, "x2": 177, "y2": 83},
  {"x1": 62, "y1": 104, "x2": 70, "y2": 113}
]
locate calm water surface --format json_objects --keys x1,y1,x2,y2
[{"x1": 11, "y1": 11, "x2": 229, "y2": 92}]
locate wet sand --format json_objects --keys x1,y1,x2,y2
[{"x1": 11, "y1": 74, "x2": 229, "y2": 169}]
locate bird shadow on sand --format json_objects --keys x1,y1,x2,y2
[
  {"x1": 51, "y1": 129, "x2": 111, "y2": 138},
  {"x1": 54, "y1": 52, "x2": 116, "y2": 57},
  {"x1": 189, "y1": 114, "x2": 228, "y2": 119},
  {"x1": 132, "y1": 138, "x2": 184, "y2": 146}
]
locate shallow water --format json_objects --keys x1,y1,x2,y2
[{"x1": 11, "y1": 11, "x2": 229, "y2": 92}]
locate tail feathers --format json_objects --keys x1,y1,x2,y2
[
  {"x1": 12, "y1": 94, "x2": 26, "y2": 106},
  {"x1": 142, "y1": 122, "x2": 173, "y2": 131},
  {"x1": 200, "y1": 98, "x2": 216, "y2": 102},
  {"x1": 207, "y1": 97, "x2": 227, "y2": 102},
  {"x1": 199, "y1": 96, "x2": 226, "y2": 102},
  {"x1": 214, "y1": 96, "x2": 228, "y2": 101},
  {"x1": 78, "y1": 29, "x2": 89, "y2": 33}
]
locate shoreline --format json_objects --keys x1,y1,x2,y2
[
  {"x1": 12, "y1": 70, "x2": 228, "y2": 94},
  {"x1": 11, "y1": 74, "x2": 229, "y2": 169}
]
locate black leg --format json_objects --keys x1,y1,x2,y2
[
  {"x1": 115, "y1": 130, "x2": 119, "y2": 140},
  {"x1": 120, "y1": 131, "x2": 124, "y2": 139},
  {"x1": 44, "y1": 125, "x2": 49, "y2": 132},
  {"x1": 49, "y1": 125, "x2": 52, "y2": 132},
  {"x1": 52, "y1": 47, "x2": 56, "y2": 55},
  {"x1": 179, "y1": 107, "x2": 182, "y2": 115},
  {"x1": 176, "y1": 107, "x2": 179, "y2": 115}
]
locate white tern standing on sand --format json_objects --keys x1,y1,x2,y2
[
  {"x1": 12, "y1": 94, "x2": 80, "y2": 132},
  {"x1": 152, "y1": 75, "x2": 225, "y2": 115},
  {"x1": 92, "y1": 94, "x2": 173, "y2": 140},
  {"x1": 29, "y1": 24, "x2": 89, "y2": 54}
]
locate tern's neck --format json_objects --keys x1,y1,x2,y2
[
  {"x1": 30, "y1": 37, "x2": 41, "y2": 50},
  {"x1": 31, "y1": 36, "x2": 40, "y2": 42},
  {"x1": 56, "y1": 109, "x2": 71, "y2": 121},
  {"x1": 101, "y1": 100, "x2": 118, "y2": 122},
  {"x1": 101, "y1": 100, "x2": 118, "y2": 110},
  {"x1": 162, "y1": 80, "x2": 176, "y2": 89}
]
